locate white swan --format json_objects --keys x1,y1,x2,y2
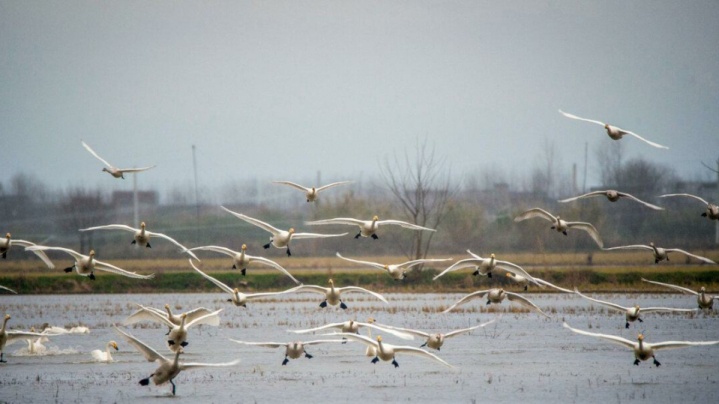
[
  {"x1": 40, "y1": 324, "x2": 90, "y2": 334},
  {"x1": 573, "y1": 288, "x2": 698, "y2": 328},
  {"x1": 306, "y1": 215, "x2": 435, "y2": 239},
  {"x1": 432, "y1": 251, "x2": 539, "y2": 285},
  {"x1": 603, "y1": 242, "x2": 716, "y2": 264},
  {"x1": 503, "y1": 272, "x2": 574, "y2": 293},
  {"x1": 659, "y1": 193, "x2": 719, "y2": 220},
  {"x1": 0, "y1": 285, "x2": 17, "y2": 294},
  {"x1": 189, "y1": 259, "x2": 302, "y2": 307},
  {"x1": 23, "y1": 327, "x2": 50, "y2": 354},
  {"x1": 114, "y1": 326, "x2": 239, "y2": 396},
  {"x1": 220, "y1": 206, "x2": 347, "y2": 256},
  {"x1": 558, "y1": 110, "x2": 669, "y2": 149},
  {"x1": 1, "y1": 315, "x2": 54, "y2": 362},
  {"x1": 559, "y1": 190, "x2": 663, "y2": 210},
  {"x1": 229, "y1": 338, "x2": 345, "y2": 365},
  {"x1": 91, "y1": 340, "x2": 118, "y2": 362},
  {"x1": 563, "y1": 322, "x2": 719, "y2": 366},
  {"x1": 294, "y1": 279, "x2": 388, "y2": 309},
  {"x1": 514, "y1": 208, "x2": 604, "y2": 248},
  {"x1": 186, "y1": 244, "x2": 300, "y2": 283},
  {"x1": 125, "y1": 305, "x2": 222, "y2": 353},
  {"x1": 377, "y1": 319, "x2": 496, "y2": 351},
  {"x1": 641, "y1": 278, "x2": 718, "y2": 310},
  {"x1": 24, "y1": 246, "x2": 155, "y2": 280},
  {"x1": 79, "y1": 222, "x2": 199, "y2": 260},
  {"x1": 442, "y1": 288, "x2": 550, "y2": 317},
  {"x1": 336, "y1": 252, "x2": 452, "y2": 280},
  {"x1": 82, "y1": 140, "x2": 156, "y2": 179},
  {"x1": 288, "y1": 319, "x2": 414, "y2": 341},
  {"x1": 330, "y1": 332, "x2": 453, "y2": 368},
  {"x1": 0, "y1": 233, "x2": 55, "y2": 269},
  {"x1": 123, "y1": 304, "x2": 219, "y2": 335},
  {"x1": 272, "y1": 180, "x2": 351, "y2": 202}
]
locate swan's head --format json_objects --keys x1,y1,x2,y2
[
  {"x1": 700, "y1": 286, "x2": 706, "y2": 292},
  {"x1": 604, "y1": 124, "x2": 610, "y2": 130},
  {"x1": 4, "y1": 233, "x2": 10, "y2": 239},
  {"x1": 383, "y1": 265, "x2": 389, "y2": 270},
  {"x1": 164, "y1": 304, "x2": 171, "y2": 310},
  {"x1": 505, "y1": 272, "x2": 515, "y2": 279},
  {"x1": 241, "y1": 244, "x2": 247, "y2": 251},
  {"x1": 233, "y1": 287, "x2": 240, "y2": 293},
  {"x1": 376, "y1": 335, "x2": 383, "y2": 343},
  {"x1": 372, "y1": 215, "x2": 379, "y2": 221},
  {"x1": 634, "y1": 304, "x2": 640, "y2": 310},
  {"x1": 490, "y1": 253, "x2": 495, "y2": 259},
  {"x1": 367, "y1": 317, "x2": 375, "y2": 323},
  {"x1": 102, "y1": 167, "x2": 109, "y2": 173},
  {"x1": 4, "y1": 314, "x2": 10, "y2": 321},
  {"x1": 649, "y1": 242, "x2": 655, "y2": 247},
  {"x1": 328, "y1": 279, "x2": 334, "y2": 286},
  {"x1": 110, "y1": 341, "x2": 119, "y2": 350},
  {"x1": 637, "y1": 334, "x2": 644, "y2": 342},
  {"x1": 289, "y1": 228, "x2": 296, "y2": 234},
  {"x1": 140, "y1": 222, "x2": 146, "y2": 229},
  {"x1": 89, "y1": 250, "x2": 96, "y2": 257}
]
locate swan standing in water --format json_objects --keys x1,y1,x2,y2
[
  {"x1": 558, "y1": 190, "x2": 663, "y2": 210},
  {"x1": 272, "y1": 180, "x2": 351, "y2": 202},
  {"x1": 186, "y1": 244, "x2": 300, "y2": 283},
  {"x1": 294, "y1": 279, "x2": 388, "y2": 309},
  {"x1": 124, "y1": 304, "x2": 219, "y2": 335},
  {"x1": 432, "y1": 250, "x2": 539, "y2": 285},
  {"x1": 306, "y1": 215, "x2": 435, "y2": 239},
  {"x1": 558, "y1": 110, "x2": 669, "y2": 149},
  {"x1": 230, "y1": 338, "x2": 345, "y2": 365},
  {"x1": 82, "y1": 141, "x2": 156, "y2": 179},
  {"x1": 563, "y1": 322, "x2": 719, "y2": 366},
  {"x1": 114, "y1": 326, "x2": 239, "y2": 396},
  {"x1": 1, "y1": 315, "x2": 55, "y2": 363},
  {"x1": 378, "y1": 319, "x2": 496, "y2": 351},
  {"x1": 442, "y1": 288, "x2": 550, "y2": 317},
  {"x1": 336, "y1": 252, "x2": 452, "y2": 280},
  {"x1": 0, "y1": 233, "x2": 55, "y2": 269},
  {"x1": 574, "y1": 288, "x2": 698, "y2": 328},
  {"x1": 79, "y1": 222, "x2": 198, "y2": 260},
  {"x1": 603, "y1": 242, "x2": 716, "y2": 264},
  {"x1": 641, "y1": 278, "x2": 718, "y2": 309},
  {"x1": 91, "y1": 340, "x2": 118, "y2": 362},
  {"x1": 659, "y1": 193, "x2": 719, "y2": 220},
  {"x1": 220, "y1": 207, "x2": 347, "y2": 256},
  {"x1": 24, "y1": 246, "x2": 155, "y2": 280},
  {"x1": 331, "y1": 333, "x2": 454, "y2": 368},
  {"x1": 514, "y1": 208, "x2": 604, "y2": 248},
  {"x1": 189, "y1": 259, "x2": 302, "y2": 307},
  {"x1": 288, "y1": 319, "x2": 414, "y2": 341}
]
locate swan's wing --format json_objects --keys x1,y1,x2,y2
[
  {"x1": 573, "y1": 288, "x2": 627, "y2": 312},
  {"x1": 78, "y1": 224, "x2": 137, "y2": 233},
  {"x1": 244, "y1": 285, "x2": 304, "y2": 301},
  {"x1": 10, "y1": 240, "x2": 55, "y2": 269},
  {"x1": 621, "y1": 130, "x2": 669, "y2": 150},
  {"x1": 562, "y1": 322, "x2": 635, "y2": 349},
  {"x1": 220, "y1": 206, "x2": 282, "y2": 235},
  {"x1": 248, "y1": 255, "x2": 301, "y2": 284},
  {"x1": 292, "y1": 284, "x2": 329, "y2": 296},
  {"x1": 123, "y1": 306, "x2": 175, "y2": 327},
  {"x1": 302, "y1": 339, "x2": 348, "y2": 346},
  {"x1": 664, "y1": 249, "x2": 717, "y2": 264},
  {"x1": 337, "y1": 286, "x2": 388, "y2": 303},
  {"x1": 399, "y1": 258, "x2": 453, "y2": 270},
  {"x1": 330, "y1": 332, "x2": 378, "y2": 348},
  {"x1": 357, "y1": 322, "x2": 416, "y2": 340},
  {"x1": 640, "y1": 278, "x2": 698, "y2": 296},
  {"x1": 565, "y1": 222, "x2": 604, "y2": 248},
  {"x1": 377, "y1": 220, "x2": 436, "y2": 231},
  {"x1": 116, "y1": 165, "x2": 156, "y2": 173},
  {"x1": 534, "y1": 277, "x2": 575, "y2": 294},
  {"x1": 315, "y1": 181, "x2": 352, "y2": 192},
  {"x1": 186, "y1": 309, "x2": 223, "y2": 328},
  {"x1": 513, "y1": 208, "x2": 555, "y2": 223},
  {"x1": 335, "y1": 253, "x2": 386, "y2": 271},
  {"x1": 505, "y1": 292, "x2": 551, "y2": 317},
  {"x1": 228, "y1": 339, "x2": 284, "y2": 349},
  {"x1": 180, "y1": 359, "x2": 241, "y2": 371},
  {"x1": 602, "y1": 244, "x2": 653, "y2": 252},
  {"x1": 391, "y1": 345, "x2": 454, "y2": 368},
  {"x1": 443, "y1": 319, "x2": 497, "y2": 339},
  {"x1": 272, "y1": 181, "x2": 309, "y2": 192},
  {"x1": 640, "y1": 307, "x2": 700, "y2": 314},
  {"x1": 291, "y1": 232, "x2": 348, "y2": 240},
  {"x1": 659, "y1": 193, "x2": 709, "y2": 205},
  {"x1": 114, "y1": 326, "x2": 166, "y2": 362},
  {"x1": 558, "y1": 110, "x2": 606, "y2": 127},
  {"x1": 495, "y1": 261, "x2": 540, "y2": 286},
  {"x1": 288, "y1": 323, "x2": 345, "y2": 334},
  {"x1": 558, "y1": 191, "x2": 608, "y2": 203},
  {"x1": 147, "y1": 231, "x2": 199, "y2": 260},
  {"x1": 188, "y1": 259, "x2": 233, "y2": 294},
  {"x1": 650, "y1": 340, "x2": 719, "y2": 351},
  {"x1": 186, "y1": 245, "x2": 237, "y2": 258},
  {"x1": 5, "y1": 330, "x2": 49, "y2": 343},
  {"x1": 25, "y1": 245, "x2": 84, "y2": 261},
  {"x1": 184, "y1": 307, "x2": 218, "y2": 325},
  {"x1": 305, "y1": 218, "x2": 365, "y2": 226},
  {"x1": 616, "y1": 193, "x2": 664, "y2": 210},
  {"x1": 442, "y1": 290, "x2": 490, "y2": 313},
  {"x1": 465, "y1": 249, "x2": 484, "y2": 260},
  {"x1": 81, "y1": 141, "x2": 114, "y2": 168},
  {"x1": 0, "y1": 285, "x2": 17, "y2": 294},
  {"x1": 432, "y1": 259, "x2": 482, "y2": 280},
  {"x1": 94, "y1": 259, "x2": 155, "y2": 279}
]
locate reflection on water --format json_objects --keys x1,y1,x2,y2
[{"x1": 0, "y1": 293, "x2": 717, "y2": 403}]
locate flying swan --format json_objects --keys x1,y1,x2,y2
[
  {"x1": 272, "y1": 180, "x2": 352, "y2": 202},
  {"x1": 82, "y1": 140, "x2": 156, "y2": 179},
  {"x1": 641, "y1": 278, "x2": 718, "y2": 310},
  {"x1": 229, "y1": 338, "x2": 345, "y2": 365},
  {"x1": 442, "y1": 288, "x2": 550, "y2": 317},
  {"x1": 336, "y1": 252, "x2": 451, "y2": 281},
  {"x1": 603, "y1": 242, "x2": 716, "y2": 264},
  {"x1": 659, "y1": 193, "x2": 719, "y2": 221},
  {"x1": 558, "y1": 110, "x2": 669, "y2": 149},
  {"x1": 24, "y1": 246, "x2": 155, "y2": 280},
  {"x1": 559, "y1": 190, "x2": 663, "y2": 210},
  {"x1": 79, "y1": 222, "x2": 198, "y2": 260},
  {"x1": 294, "y1": 279, "x2": 388, "y2": 309},
  {"x1": 0, "y1": 233, "x2": 55, "y2": 269},
  {"x1": 432, "y1": 251, "x2": 539, "y2": 285},
  {"x1": 186, "y1": 244, "x2": 300, "y2": 283},
  {"x1": 514, "y1": 208, "x2": 604, "y2": 248},
  {"x1": 329, "y1": 332, "x2": 454, "y2": 369},
  {"x1": 377, "y1": 319, "x2": 496, "y2": 351},
  {"x1": 305, "y1": 216, "x2": 435, "y2": 239}
]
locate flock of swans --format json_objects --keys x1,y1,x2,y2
[{"x1": 1, "y1": 125, "x2": 718, "y2": 396}]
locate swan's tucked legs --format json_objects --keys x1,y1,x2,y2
[{"x1": 371, "y1": 234, "x2": 378, "y2": 240}]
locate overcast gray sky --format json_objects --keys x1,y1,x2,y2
[{"x1": 1, "y1": 1, "x2": 718, "y2": 201}]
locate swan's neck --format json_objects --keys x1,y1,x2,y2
[
  {"x1": 172, "y1": 350, "x2": 181, "y2": 367},
  {"x1": 165, "y1": 306, "x2": 173, "y2": 318},
  {"x1": 1, "y1": 317, "x2": 9, "y2": 333}
]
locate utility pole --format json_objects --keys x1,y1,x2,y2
[
  {"x1": 133, "y1": 171, "x2": 139, "y2": 226},
  {"x1": 582, "y1": 142, "x2": 588, "y2": 193},
  {"x1": 192, "y1": 145, "x2": 200, "y2": 242}
]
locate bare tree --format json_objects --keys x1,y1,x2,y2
[
  {"x1": 595, "y1": 140, "x2": 624, "y2": 186},
  {"x1": 380, "y1": 139, "x2": 457, "y2": 260}
]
